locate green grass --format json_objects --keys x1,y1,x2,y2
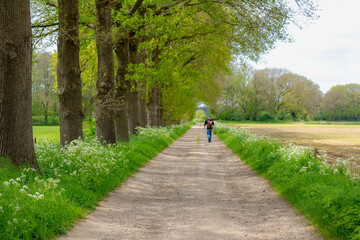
[
  {"x1": 0, "y1": 122, "x2": 194, "y2": 239},
  {"x1": 33, "y1": 126, "x2": 60, "y2": 143},
  {"x1": 214, "y1": 124, "x2": 360, "y2": 240}
]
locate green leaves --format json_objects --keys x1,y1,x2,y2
[{"x1": 31, "y1": 0, "x2": 318, "y2": 123}]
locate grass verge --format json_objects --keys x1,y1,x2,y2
[
  {"x1": 0, "y1": 122, "x2": 193, "y2": 239},
  {"x1": 214, "y1": 124, "x2": 360, "y2": 240}
]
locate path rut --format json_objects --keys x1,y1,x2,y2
[{"x1": 59, "y1": 124, "x2": 322, "y2": 240}]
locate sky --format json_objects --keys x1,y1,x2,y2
[{"x1": 253, "y1": 0, "x2": 360, "y2": 93}]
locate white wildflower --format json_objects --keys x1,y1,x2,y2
[
  {"x1": 19, "y1": 189, "x2": 26, "y2": 194},
  {"x1": 27, "y1": 194, "x2": 35, "y2": 198},
  {"x1": 13, "y1": 218, "x2": 18, "y2": 223},
  {"x1": 3, "y1": 181, "x2": 10, "y2": 186}
]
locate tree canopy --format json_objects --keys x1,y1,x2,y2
[{"x1": 29, "y1": 0, "x2": 318, "y2": 125}]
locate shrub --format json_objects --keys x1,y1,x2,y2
[
  {"x1": 259, "y1": 111, "x2": 274, "y2": 121},
  {"x1": 217, "y1": 109, "x2": 244, "y2": 121},
  {"x1": 276, "y1": 111, "x2": 293, "y2": 121}
]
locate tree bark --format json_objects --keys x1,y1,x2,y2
[
  {"x1": 159, "y1": 101, "x2": 164, "y2": 126},
  {"x1": 57, "y1": 0, "x2": 83, "y2": 146},
  {"x1": 138, "y1": 83, "x2": 147, "y2": 127},
  {"x1": 0, "y1": 0, "x2": 40, "y2": 171},
  {"x1": 44, "y1": 108, "x2": 48, "y2": 125},
  {"x1": 114, "y1": 38, "x2": 130, "y2": 141},
  {"x1": 147, "y1": 86, "x2": 160, "y2": 127},
  {"x1": 137, "y1": 51, "x2": 147, "y2": 127},
  {"x1": 95, "y1": 0, "x2": 116, "y2": 144},
  {"x1": 127, "y1": 37, "x2": 140, "y2": 134}
]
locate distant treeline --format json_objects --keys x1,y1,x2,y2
[{"x1": 211, "y1": 66, "x2": 360, "y2": 121}]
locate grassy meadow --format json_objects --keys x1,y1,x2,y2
[
  {"x1": 33, "y1": 126, "x2": 60, "y2": 143},
  {"x1": 223, "y1": 122, "x2": 360, "y2": 167}
]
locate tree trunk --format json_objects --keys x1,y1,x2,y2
[
  {"x1": 44, "y1": 108, "x2": 48, "y2": 125},
  {"x1": 147, "y1": 86, "x2": 160, "y2": 127},
  {"x1": 94, "y1": 0, "x2": 116, "y2": 144},
  {"x1": 127, "y1": 86, "x2": 140, "y2": 134},
  {"x1": 136, "y1": 50, "x2": 147, "y2": 127},
  {"x1": 0, "y1": 0, "x2": 40, "y2": 171},
  {"x1": 138, "y1": 83, "x2": 147, "y2": 127},
  {"x1": 57, "y1": 0, "x2": 83, "y2": 146},
  {"x1": 114, "y1": 38, "x2": 129, "y2": 141},
  {"x1": 159, "y1": 104, "x2": 164, "y2": 126},
  {"x1": 127, "y1": 37, "x2": 140, "y2": 134}
]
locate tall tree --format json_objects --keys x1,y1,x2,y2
[
  {"x1": 127, "y1": 35, "x2": 141, "y2": 134},
  {"x1": 114, "y1": 38, "x2": 130, "y2": 141},
  {"x1": 113, "y1": 0, "x2": 145, "y2": 137},
  {"x1": 137, "y1": 51, "x2": 148, "y2": 127},
  {"x1": 57, "y1": 0, "x2": 83, "y2": 146},
  {"x1": 94, "y1": 0, "x2": 116, "y2": 143},
  {"x1": 0, "y1": 0, "x2": 40, "y2": 171}
]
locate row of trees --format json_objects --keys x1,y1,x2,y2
[
  {"x1": 321, "y1": 84, "x2": 360, "y2": 121},
  {"x1": 214, "y1": 66, "x2": 360, "y2": 121},
  {"x1": 1, "y1": 0, "x2": 317, "y2": 169}
]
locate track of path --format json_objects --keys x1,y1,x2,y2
[{"x1": 60, "y1": 123, "x2": 322, "y2": 240}]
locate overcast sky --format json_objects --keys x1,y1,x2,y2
[{"x1": 253, "y1": 0, "x2": 360, "y2": 93}]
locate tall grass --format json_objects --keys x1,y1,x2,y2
[
  {"x1": 0, "y1": 122, "x2": 193, "y2": 239},
  {"x1": 214, "y1": 124, "x2": 360, "y2": 240}
]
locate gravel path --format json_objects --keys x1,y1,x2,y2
[{"x1": 59, "y1": 124, "x2": 322, "y2": 240}]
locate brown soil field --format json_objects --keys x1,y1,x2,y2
[{"x1": 226, "y1": 123, "x2": 360, "y2": 167}]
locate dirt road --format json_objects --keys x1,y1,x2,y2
[{"x1": 59, "y1": 124, "x2": 321, "y2": 240}]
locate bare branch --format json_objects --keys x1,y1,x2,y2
[
  {"x1": 45, "y1": 0, "x2": 57, "y2": 8},
  {"x1": 35, "y1": 28, "x2": 58, "y2": 38},
  {"x1": 154, "y1": 0, "x2": 184, "y2": 16},
  {"x1": 32, "y1": 23, "x2": 59, "y2": 28},
  {"x1": 182, "y1": 55, "x2": 196, "y2": 68},
  {"x1": 128, "y1": 0, "x2": 144, "y2": 15},
  {"x1": 80, "y1": 21, "x2": 96, "y2": 29}
]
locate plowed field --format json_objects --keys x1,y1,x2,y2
[{"x1": 226, "y1": 123, "x2": 360, "y2": 167}]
